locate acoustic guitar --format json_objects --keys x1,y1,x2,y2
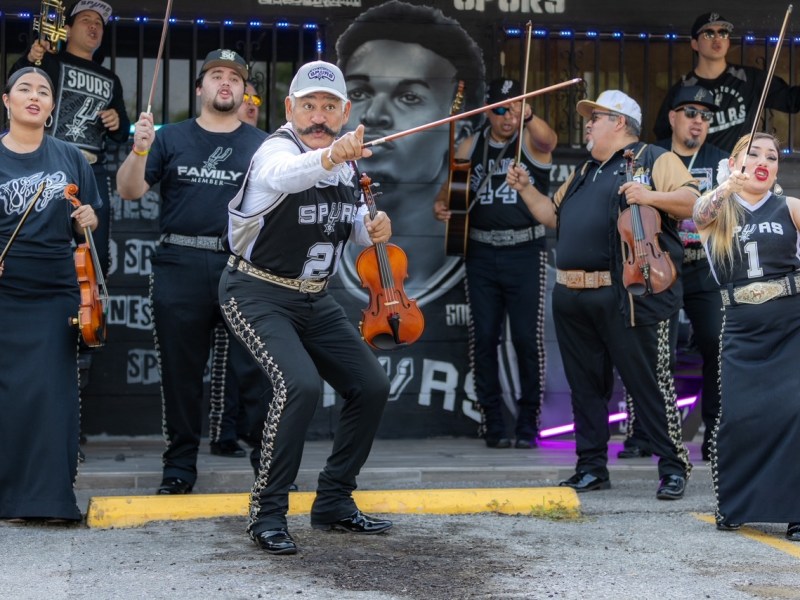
[{"x1": 444, "y1": 82, "x2": 471, "y2": 257}]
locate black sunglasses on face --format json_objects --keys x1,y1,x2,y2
[
  {"x1": 491, "y1": 107, "x2": 510, "y2": 116},
  {"x1": 701, "y1": 28, "x2": 730, "y2": 40},
  {"x1": 676, "y1": 106, "x2": 714, "y2": 122}
]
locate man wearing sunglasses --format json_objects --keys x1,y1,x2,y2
[
  {"x1": 434, "y1": 78, "x2": 557, "y2": 449},
  {"x1": 654, "y1": 12, "x2": 800, "y2": 151},
  {"x1": 507, "y1": 89, "x2": 696, "y2": 500},
  {"x1": 619, "y1": 86, "x2": 729, "y2": 463},
  {"x1": 237, "y1": 80, "x2": 263, "y2": 128}
]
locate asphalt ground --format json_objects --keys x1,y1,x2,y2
[{"x1": 3, "y1": 435, "x2": 799, "y2": 599}]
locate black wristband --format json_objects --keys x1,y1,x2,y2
[{"x1": 524, "y1": 113, "x2": 534, "y2": 124}]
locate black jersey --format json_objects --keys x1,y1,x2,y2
[
  {"x1": 227, "y1": 130, "x2": 359, "y2": 280},
  {"x1": 709, "y1": 193, "x2": 800, "y2": 286},
  {"x1": 467, "y1": 126, "x2": 550, "y2": 233},
  {"x1": 145, "y1": 120, "x2": 267, "y2": 237},
  {"x1": 12, "y1": 50, "x2": 130, "y2": 158},
  {"x1": 0, "y1": 135, "x2": 100, "y2": 259},
  {"x1": 654, "y1": 66, "x2": 800, "y2": 152}
]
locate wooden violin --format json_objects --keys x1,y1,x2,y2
[
  {"x1": 617, "y1": 149, "x2": 676, "y2": 296},
  {"x1": 355, "y1": 172, "x2": 425, "y2": 350},
  {"x1": 444, "y1": 81, "x2": 471, "y2": 257},
  {"x1": 64, "y1": 184, "x2": 108, "y2": 347}
]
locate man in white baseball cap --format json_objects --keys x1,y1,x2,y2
[
  {"x1": 288, "y1": 60, "x2": 348, "y2": 102},
  {"x1": 507, "y1": 87, "x2": 697, "y2": 501}
]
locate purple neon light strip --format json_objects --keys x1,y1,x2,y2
[{"x1": 538, "y1": 395, "x2": 698, "y2": 439}]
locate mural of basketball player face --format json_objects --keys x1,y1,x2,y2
[{"x1": 342, "y1": 39, "x2": 458, "y2": 189}]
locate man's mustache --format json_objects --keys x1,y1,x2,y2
[{"x1": 297, "y1": 124, "x2": 337, "y2": 136}]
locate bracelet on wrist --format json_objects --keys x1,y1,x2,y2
[
  {"x1": 326, "y1": 146, "x2": 341, "y2": 167},
  {"x1": 132, "y1": 145, "x2": 150, "y2": 157},
  {"x1": 523, "y1": 113, "x2": 534, "y2": 124}
]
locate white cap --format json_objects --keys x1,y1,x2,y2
[
  {"x1": 576, "y1": 90, "x2": 642, "y2": 126},
  {"x1": 289, "y1": 61, "x2": 348, "y2": 102},
  {"x1": 69, "y1": 0, "x2": 113, "y2": 24}
]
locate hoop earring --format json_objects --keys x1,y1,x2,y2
[
  {"x1": 45, "y1": 114, "x2": 53, "y2": 128},
  {"x1": 774, "y1": 182, "x2": 784, "y2": 196}
]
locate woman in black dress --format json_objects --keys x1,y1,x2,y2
[
  {"x1": 0, "y1": 67, "x2": 99, "y2": 522},
  {"x1": 694, "y1": 132, "x2": 800, "y2": 541}
]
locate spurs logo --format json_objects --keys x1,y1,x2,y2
[
  {"x1": 500, "y1": 80, "x2": 514, "y2": 96},
  {"x1": 203, "y1": 147, "x2": 233, "y2": 170},
  {"x1": 1, "y1": 172, "x2": 68, "y2": 216},
  {"x1": 738, "y1": 224, "x2": 757, "y2": 243},
  {"x1": 65, "y1": 97, "x2": 102, "y2": 142},
  {"x1": 307, "y1": 67, "x2": 336, "y2": 83},
  {"x1": 324, "y1": 202, "x2": 342, "y2": 235}
]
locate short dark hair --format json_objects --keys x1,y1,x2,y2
[{"x1": 335, "y1": 0, "x2": 485, "y2": 116}]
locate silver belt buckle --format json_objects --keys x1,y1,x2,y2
[
  {"x1": 733, "y1": 281, "x2": 784, "y2": 304},
  {"x1": 491, "y1": 231, "x2": 513, "y2": 245}
]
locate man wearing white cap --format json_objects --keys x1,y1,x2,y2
[
  {"x1": 654, "y1": 12, "x2": 800, "y2": 151},
  {"x1": 219, "y1": 60, "x2": 394, "y2": 555},
  {"x1": 507, "y1": 90, "x2": 696, "y2": 501},
  {"x1": 12, "y1": 0, "x2": 128, "y2": 276}
]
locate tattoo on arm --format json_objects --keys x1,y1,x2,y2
[{"x1": 693, "y1": 188, "x2": 726, "y2": 228}]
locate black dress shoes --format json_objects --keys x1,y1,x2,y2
[
  {"x1": 485, "y1": 437, "x2": 512, "y2": 449},
  {"x1": 156, "y1": 477, "x2": 193, "y2": 495},
  {"x1": 787, "y1": 522, "x2": 800, "y2": 541},
  {"x1": 514, "y1": 438, "x2": 537, "y2": 449},
  {"x1": 210, "y1": 440, "x2": 246, "y2": 458},
  {"x1": 656, "y1": 474, "x2": 686, "y2": 500},
  {"x1": 254, "y1": 528, "x2": 297, "y2": 555},
  {"x1": 559, "y1": 471, "x2": 611, "y2": 492},
  {"x1": 312, "y1": 510, "x2": 393, "y2": 534},
  {"x1": 617, "y1": 446, "x2": 652, "y2": 459},
  {"x1": 716, "y1": 521, "x2": 742, "y2": 531}
]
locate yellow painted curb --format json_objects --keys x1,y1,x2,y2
[
  {"x1": 86, "y1": 487, "x2": 580, "y2": 529},
  {"x1": 693, "y1": 514, "x2": 800, "y2": 559}
]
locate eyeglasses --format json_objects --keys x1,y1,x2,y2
[
  {"x1": 491, "y1": 106, "x2": 511, "y2": 116},
  {"x1": 243, "y1": 93, "x2": 262, "y2": 107},
  {"x1": 700, "y1": 28, "x2": 731, "y2": 40},
  {"x1": 675, "y1": 106, "x2": 714, "y2": 122},
  {"x1": 588, "y1": 111, "x2": 619, "y2": 123}
]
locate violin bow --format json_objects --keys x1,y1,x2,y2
[
  {"x1": 363, "y1": 78, "x2": 583, "y2": 148},
  {"x1": 0, "y1": 181, "x2": 47, "y2": 264},
  {"x1": 742, "y1": 4, "x2": 793, "y2": 170},
  {"x1": 146, "y1": 0, "x2": 174, "y2": 114},
  {"x1": 515, "y1": 21, "x2": 534, "y2": 165}
]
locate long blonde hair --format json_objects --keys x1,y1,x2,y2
[{"x1": 705, "y1": 132, "x2": 781, "y2": 272}]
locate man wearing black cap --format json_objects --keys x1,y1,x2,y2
[
  {"x1": 12, "y1": 0, "x2": 129, "y2": 276},
  {"x1": 621, "y1": 86, "x2": 729, "y2": 462},
  {"x1": 434, "y1": 78, "x2": 557, "y2": 449},
  {"x1": 117, "y1": 49, "x2": 268, "y2": 495},
  {"x1": 654, "y1": 12, "x2": 800, "y2": 152}
]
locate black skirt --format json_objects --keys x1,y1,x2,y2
[
  {"x1": 0, "y1": 255, "x2": 82, "y2": 521},
  {"x1": 713, "y1": 292, "x2": 800, "y2": 524}
]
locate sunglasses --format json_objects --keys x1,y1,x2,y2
[
  {"x1": 675, "y1": 106, "x2": 714, "y2": 122},
  {"x1": 491, "y1": 106, "x2": 511, "y2": 116},
  {"x1": 243, "y1": 93, "x2": 262, "y2": 107},
  {"x1": 588, "y1": 111, "x2": 619, "y2": 123},
  {"x1": 700, "y1": 28, "x2": 731, "y2": 40}
]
